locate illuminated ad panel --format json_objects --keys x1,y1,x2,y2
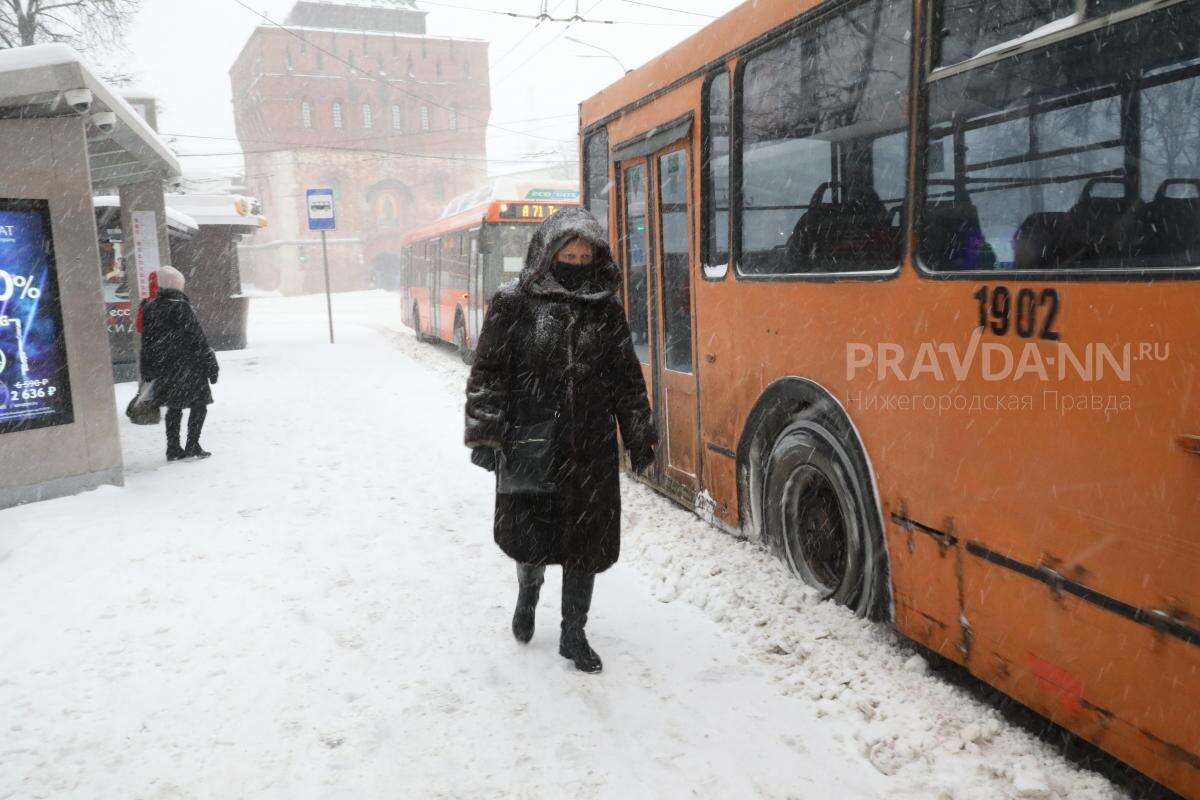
[{"x1": 0, "y1": 199, "x2": 74, "y2": 434}]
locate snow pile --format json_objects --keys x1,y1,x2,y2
[{"x1": 618, "y1": 493, "x2": 1124, "y2": 798}]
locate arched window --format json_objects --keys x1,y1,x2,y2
[
  {"x1": 301, "y1": 99, "x2": 313, "y2": 129},
  {"x1": 378, "y1": 195, "x2": 399, "y2": 226},
  {"x1": 332, "y1": 101, "x2": 344, "y2": 129},
  {"x1": 363, "y1": 104, "x2": 373, "y2": 129},
  {"x1": 392, "y1": 104, "x2": 403, "y2": 130},
  {"x1": 420, "y1": 106, "x2": 430, "y2": 131},
  {"x1": 449, "y1": 104, "x2": 459, "y2": 131}
]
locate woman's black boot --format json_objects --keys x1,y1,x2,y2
[
  {"x1": 165, "y1": 408, "x2": 185, "y2": 461},
  {"x1": 512, "y1": 563, "x2": 546, "y2": 644},
  {"x1": 183, "y1": 405, "x2": 211, "y2": 459},
  {"x1": 559, "y1": 570, "x2": 602, "y2": 673}
]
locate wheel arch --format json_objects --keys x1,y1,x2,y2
[{"x1": 735, "y1": 376, "x2": 892, "y2": 617}]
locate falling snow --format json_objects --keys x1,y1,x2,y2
[{"x1": 0, "y1": 293, "x2": 1127, "y2": 799}]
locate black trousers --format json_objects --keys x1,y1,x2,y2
[
  {"x1": 165, "y1": 405, "x2": 207, "y2": 448},
  {"x1": 516, "y1": 563, "x2": 595, "y2": 633}
]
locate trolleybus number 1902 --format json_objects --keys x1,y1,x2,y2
[{"x1": 974, "y1": 286, "x2": 1061, "y2": 341}]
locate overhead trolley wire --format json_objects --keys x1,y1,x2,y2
[
  {"x1": 618, "y1": 0, "x2": 718, "y2": 18},
  {"x1": 414, "y1": 0, "x2": 704, "y2": 26}
]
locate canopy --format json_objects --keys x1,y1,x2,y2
[{"x1": 0, "y1": 44, "x2": 182, "y2": 187}]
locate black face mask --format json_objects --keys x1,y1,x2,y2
[{"x1": 552, "y1": 261, "x2": 594, "y2": 291}]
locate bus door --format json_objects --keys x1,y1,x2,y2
[
  {"x1": 429, "y1": 237, "x2": 442, "y2": 338},
  {"x1": 620, "y1": 148, "x2": 701, "y2": 492},
  {"x1": 651, "y1": 147, "x2": 700, "y2": 490},
  {"x1": 618, "y1": 159, "x2": 661, "y2": 478},
  {"x1": 467, "y1": 227, "x2": 483, "y2": 343}
]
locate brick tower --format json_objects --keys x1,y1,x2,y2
[{"x1": 230, "y1": 0, "x2": 490, "y2": 294}]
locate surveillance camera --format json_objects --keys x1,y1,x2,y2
[
  {"x1": 90, "y1": 111, "x2": 117, "y2": 134},
  {"x1": 63, "y1": 88, "x2": 93, "y2": 114}
]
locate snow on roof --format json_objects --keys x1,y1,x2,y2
[
  {"x1": 0, "y1": 42, "x2": 79, "y2": 71},
  {"x1": 440, "y1": 179, "x2": 580, "y2": 219},
  {"x1": 93, "y1": 195, "x2": 200, "y2": 234},
  {"x1": 165, "y1": 194, "x2": 267, "y2": 229}
]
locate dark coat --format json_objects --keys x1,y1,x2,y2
[
  {"x1": 465, "y1": 208, "x2": 655, "y2": 574},
  {"x1": 139, "y1": 288, "x2": 218, "y2": 408}
]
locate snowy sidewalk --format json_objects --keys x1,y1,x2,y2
[{"x1": 1, "y1": 293, "x2": 1122, "y2": 799}]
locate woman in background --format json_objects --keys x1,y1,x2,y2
[{"x1": 140, "y1": 265, "x2": 219, "y2": 461}]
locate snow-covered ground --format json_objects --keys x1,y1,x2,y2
[{"x1": 0, "y1": 292, "x2": 1127, "y2": 799}]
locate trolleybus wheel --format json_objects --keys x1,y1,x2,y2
[
  {"x1": 412, "y1": 305, "x2": 425, "y2": 343},
  {"x1": 453, "y1": 319, "x2": 473, "y2": 365},
  {"x1": 763, "y1": 420, "x2": 887, "y2": 619}
]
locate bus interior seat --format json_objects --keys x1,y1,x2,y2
[
  {"x1": 919, "y1": 195, "x2": 996, "y2": 270},
  {"x1": 1055, "y1": 177, "x2": 1144, "y2": 265},
  {"x1": 1139, "y1": 178, "x2": 1200, "y2": 264},
  {"x1": 784, "y1": 182, "x2": 899, "y2": 272},
  {"x1": 1012, "y1": 211, "x2": 1070, "y2": 269}
]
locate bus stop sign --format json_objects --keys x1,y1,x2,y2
[{"x1": 306, "y1": 188, "x2": 336, "y2": 231}]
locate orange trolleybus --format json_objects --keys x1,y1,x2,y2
[
  {"x1": 579, "y1": 0, "x2": 1200, "y2": 794},
  {"x1": 400, "y1": 179, "x2": 579, "y2": 358}
]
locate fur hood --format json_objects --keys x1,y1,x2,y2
[{"x1": 517, "y1": 207, "x2": 620, "y2": 303}]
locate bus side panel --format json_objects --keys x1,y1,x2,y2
[
  {"x1": 967, "y1": 561, "x2": 1200, "y2": 798},
  {"x1": 882, "y1": 279, "x2": 1200, "y2": 797},
  {"x1": 695, "y1": 294, "x2": 741, "y2": 529},
  {"x1": 882, "y1": 505, "x2": 966, "y2": 665}
]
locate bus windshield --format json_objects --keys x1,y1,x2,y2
[{"x1": 481, "y1": 223, "x2": 536, "y2": 298}]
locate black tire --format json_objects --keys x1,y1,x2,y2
[
  {"x1": 412, "y1": 305, "x2": 425, "y2": 343},
  {"x1": 762, "y1": 420, "x2": 888, "y2": 619},
  {"x1": 453, "y1": 318, "x2": 473, "y2": 365}
]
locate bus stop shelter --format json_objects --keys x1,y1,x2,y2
[{"x1": 0, "y1": 44, "x2": 182, "y2": 509}]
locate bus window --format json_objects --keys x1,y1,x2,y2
[
  {"x1": 737, "y1": 0, "x2": 910, "y2": 276},
  {"x1": 935, "y1": 0, "x2": 1076, "y2": 68},
  {"x1": 624, "y1": 164, "x2": 651, "y2": 363},
  {"x1": 920, "y1": 4, "x2": 1200, "y2": 274},
  {"x1": 659, "y1": 150, "x2": 692, "y2": 373},
  {"x1": 702, "y1": 70, "x2": 731, "y2": 279},
  {"x1": 480, "y1": 223, "x2": 536, "y2": 300},
  {"x1": 584, "y1": 130, "x2": 611, "y2": 239}
]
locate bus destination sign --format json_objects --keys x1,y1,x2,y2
[{"x1": 498, "y1": 203, "x2": 563, "y2": 221}]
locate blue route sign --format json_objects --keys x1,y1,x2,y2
[{"x1": 306, "y1": 188, "x2": 336, "y2": 232}]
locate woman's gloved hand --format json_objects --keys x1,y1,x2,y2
[
  {"x1": 471, "y1": 447, "x2": 498, "y2": 472},
  {"x1": 630, "y1": 445, "x2": 655, "y2": 474}
]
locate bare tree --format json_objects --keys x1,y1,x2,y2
[{"x1": 0, "y1": 0, "x2": 140, "y2": 55}]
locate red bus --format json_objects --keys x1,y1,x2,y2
[{"x1": 400, "y1": 179, "x2": 579, "y2": 359}]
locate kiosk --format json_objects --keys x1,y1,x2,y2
[{"x1": 0, "y1": 45, "x2": 181, "y2": 509}]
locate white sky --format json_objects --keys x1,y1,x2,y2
[{"x1": 118, "y1": 0, "x2": 745, "y2": 182}]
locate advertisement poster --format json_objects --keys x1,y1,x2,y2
[
  {"x1": 130, "y1": 209, "x2": 160, "y2": 301},
  {"x1": 0, "y1": 199, "x2": 74, "y2": 434}
]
